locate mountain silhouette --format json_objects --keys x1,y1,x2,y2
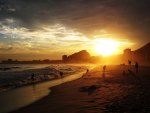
[{"x1": 66, "y1": 50, "x2": 91, "y2": 63}]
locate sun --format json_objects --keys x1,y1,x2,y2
[{"x1": 94, "y1": 39, "x2": 119, "y2": 56}]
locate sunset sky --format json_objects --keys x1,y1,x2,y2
[{"x1": 0, "y1": 0, "x2": 150, "y2": 60}]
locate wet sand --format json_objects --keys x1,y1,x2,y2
[{"x1": 10, "y1": 65, "x2": 150, "y2": 113}]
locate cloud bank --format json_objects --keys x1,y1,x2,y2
[{"x1": 0, "y1": 0, "x2": 149, "y2": 59}]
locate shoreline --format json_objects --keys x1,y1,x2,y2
[
  {"x1": 0, "y1": 71, "x2": 80, "y2": 93},
  {"x1": 0, "y1": 64, "x2": 93, "y2": 93},
  {"x1": 8, "y1": 65, "x2": 150, "y2": 113},
  {"x1": 0, "y1": 70, "x2": 89, "y2": 113}
]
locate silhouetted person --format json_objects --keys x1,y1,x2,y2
[
  {"x1": 135, "y1": 62, "x2": 139, "y2": 73},
  {"x1": 59, "y1": 71, "x2": 63, "y2": 78},
  {"x1": 86, "y1": 69, "x2": 89, "y2": 73},
  {"x1": 103, "y1": 65, "x2": 106, "y2": 72},
  {"x1": 128, "y1": 60, "x2": 131, "y2": 66},
  {"x1": 31, "y1": 73, "x2": 35, "y2": 81}
]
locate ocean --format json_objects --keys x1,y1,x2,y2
[{"x1": 0, "y1": 64, "x2": 92, "y2": 92}]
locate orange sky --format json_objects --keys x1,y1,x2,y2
[
  {"x1": 0, "y1": 24, "x2": 135, "y2": 60},
  {"x1": 0, "y1": 0, "x2": 150, "y2": 60}
]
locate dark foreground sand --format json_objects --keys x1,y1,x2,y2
[{"x1": 10, "y1": 65, "x2": 150, "y2": 113}]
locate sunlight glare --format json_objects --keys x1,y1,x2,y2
[{"x1": 94, "y1": 39, "x2": 119, "y2": 56}]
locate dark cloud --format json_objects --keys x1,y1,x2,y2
[{"x1": 0, "y1": 0, "x2": 150, "y2": 43}]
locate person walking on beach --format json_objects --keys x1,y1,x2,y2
[
  {"x1": 31, "y1": 73, "x2": 35, "y2": 81},
  {"x1": 103, "y1": 65, "x2": 106, "y2": 72},
  {"x1": 128, "y1": 60, "x2": 131, "y2": 66},
  {"x1": 86, "y1": 69, "x2": 89, "y2": 73},
  {"x1": 59, "y1": 71, "x2": 63, "y2": 78},
  {"x1": 135, "y1": 62, "x2": 139, "y2": 73}
]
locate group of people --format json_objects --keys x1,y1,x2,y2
[
  {"x1": 128, "y1": 60, "x2": 139, "y2": 73},
  {"x1": 101, "y1": 60, "x2": 139, "y2": 79},
  {"x1": 122, "y1": 61, "x2": 139, "y2": 76},
  {"x1": 30, "y1": 60, "x2": 139, "y2": 82}
]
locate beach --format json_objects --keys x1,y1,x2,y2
[
  {"x1": 0, "y1": 64, "x2": 93, "y2": 113},
  {"x1": 8, "y1": 65, "x2": 150, "y2": 113}
]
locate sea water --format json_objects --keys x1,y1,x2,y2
[{"x1": 0, "y1": 64, "x2": 94, "y2": 113}]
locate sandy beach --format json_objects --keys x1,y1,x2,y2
[{"x1": 9, "y1": 65, "x2": 150, "y2": 113}]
